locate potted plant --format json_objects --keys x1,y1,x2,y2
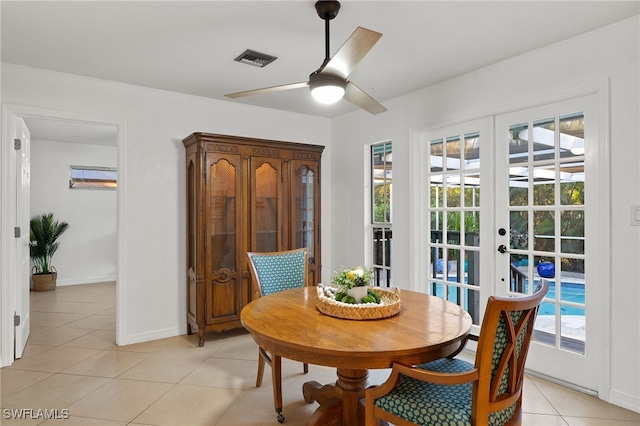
[
  {"x1": 331, "y1": 266, "x2": 376, "y2": 303},
  {"x1": 30, "y1": 212, "x2": 69, "y2": 292}
]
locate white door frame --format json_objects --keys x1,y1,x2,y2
[{"x1": 0, "y1": 104, "x2": 127, "y2": 366}]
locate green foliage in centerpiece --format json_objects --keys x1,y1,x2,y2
[
  {"x1": 331, "y1": 266, "x2": 380, "y2": 304},
  {"x1": 331, "y1": 266, "x2": 373, "y2": 289}
]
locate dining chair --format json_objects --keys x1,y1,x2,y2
[
  {"x1": 247, "y1": 248, "x2": 310, "y2": 423},
  {"x1": 365, "y1": 279, "x2": 549, "y2": 426}
]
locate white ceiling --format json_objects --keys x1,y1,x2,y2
[{"x1": 3, "y1": 1, "x2": 639, "y2": 139}]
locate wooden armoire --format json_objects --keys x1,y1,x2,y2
[{"x1": 183, "y1": 133, "x2": 323, "y2": 346}]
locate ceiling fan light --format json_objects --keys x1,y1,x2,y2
[
  {"x1": 309, "y1": 74, "x2": 346, "y2": 104},
  {"x1": 311, "y1": 84, "x2": 345, "y2": 104}
]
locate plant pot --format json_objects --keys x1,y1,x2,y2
[
  {"x1": 537, "y1": 262, "x2": 555, "y2": 279},
  {"x1": 32, "y1": 272, "x2": 57, "y2": 292},
  {"x1": 347, "y1": 286, "x2": 368, "y2": 303}
]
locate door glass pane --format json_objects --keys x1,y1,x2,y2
[
  {"x1": 533, "y1": 164, "x2": 555, "y2": 205},
  {"x1": 509, "y1": 210, "x2": 528, "y2": 251},
  {"x1": 533, "y1": 117, "x2": 556, "y2": 161},
  {"x1": 255, "y1": 162, "x2": 277, "y2": 252},
  {"x1": 560, "y1": 162, "x2": 585, "y2": 205},
  {"x1": 561, "y1": 211, "x2": 584, "y2": 254},
  {"x1": 509, "y1": 122, "x2": 529, "y2": 164},
  {"x1": 533, "y1": 210, "x2": 554, "y2": 252},
  {"x1": 295, "y1": 166, "x2": 315, "y2": 261},
  {"x1": 509, "y1": 166, "x2": 528, "y2": 206},
  {"x1": 430, "y1": 139, "x2": 444, "y2": 173},
  {"x1": 210, "y1": 159, "x2": 236, "y2": 271}
]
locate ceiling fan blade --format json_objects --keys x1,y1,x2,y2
[
  {"x1": 320, "y1": 26, "x2": 382, "y2": 79},
  {"x1": 225, "y1": 82, "x2": 308, "y2": 99},
  {"x1": 344, "y1": 81, "x2": 387, "y2": 115}
]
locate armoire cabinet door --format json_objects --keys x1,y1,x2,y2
[
  {"x1": 291, "y1": 159, "x2": 320, "y2": 285},
  {"x1": 206, "y1": 153, "x2": 243, "y2": 323},
  {"x1": 250, "y1": 157, "x2": 284, "y2": 252}
]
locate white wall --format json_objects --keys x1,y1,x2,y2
[
  {"x1": 330, "y1": 17, "x2": 639, "y2": 411},
  {"x1": 30, "y1": 139, "x2": 117, "y2": 286},
  {"x1": 1, "y1": 65, "x2": 332, "y2": 347}
]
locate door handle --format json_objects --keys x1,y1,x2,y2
[{"x1": 497, "y1": 244, "x2": 509, "y2": 254}]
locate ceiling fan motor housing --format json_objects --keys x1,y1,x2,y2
[{"x1": 315, "y1": 1, "x2": 341, "y2": 20}]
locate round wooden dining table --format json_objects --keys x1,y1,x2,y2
[{"x1": 241, "y1": 286, "x2": 472, "y2": 426}]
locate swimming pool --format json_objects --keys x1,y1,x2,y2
[
  {"x1": 538, "y1": 281, "x2": 585, "y2": 316},
  {"x1": 428, "y1": 280, "x2": 585, "y2": 316}
]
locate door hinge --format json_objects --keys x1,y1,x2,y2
[
  {"x1": 14, "y1": 314, "x2": 20, "y2": 326},
  {"x1": 14, "y1": 138, "x2": 21, "y2": 150},
  {"x1": 14, "y1": 227, "x2": 21, "y2": 238}
]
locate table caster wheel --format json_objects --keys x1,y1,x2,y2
[{"x1": 277, "y1": 412, "x2": 285, "y2": 423}]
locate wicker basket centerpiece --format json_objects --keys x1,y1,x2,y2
[{"x1": 316, "y1": 283, "x2": 401, "y2": 320}]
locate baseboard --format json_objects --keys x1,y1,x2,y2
[
  {"x1": 56, "y1": 275, "x2": 117, "y2": 286},
  {"x1": 120, "y1": 326, "x2": 185, "y2": 346},
  {"x1": 608, "y1": 389, "x2": 640, "y2": 414}
]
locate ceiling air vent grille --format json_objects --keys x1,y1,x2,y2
[{"x1": 234, "y1": 49, "x2": 277, "y2": 68}]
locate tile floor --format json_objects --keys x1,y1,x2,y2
[{"x1": 1, "y1": 282, "x2": 639, "y2": 425}]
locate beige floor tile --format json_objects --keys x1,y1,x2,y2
[
  {"x1": 120, "y1": 333, "x2": 228, "y2": 358},
  {"x1": 101, "y1": 322, "x2": 116, "y2": 331},
  {"x1": 18, "y1": 344, "x2": 54, "y2": 360},
  {"x1": 522, "y1": 375, "x2": 559, "y2": 415},
  {"x1": 8, "y1": 346, "x2": 101, "y2": 373},
  {"x1": 0, "y1": 373, "x2": 110, "y2": 410},
  {"x1": 68, "y1": 378, "x2": 172, "y2": 422},
  {"x1": 0, "y1": 413, "x2": 47, "y2": 425},
  {"x1": 60, "y1": 330, "x2": 116, "y2": 350},
  {"x1": 181, "y1": 357, "x2": 257, "y2": 389},
  {"x1": 28, "y1": 301, "x2": 113, "y2": 315},
  {"x1": 30, "y1": 312, "x2": 88, "y2": 328},
  {"x1": 212, "y1": 331, "x2": 260, "y2": 361},
  {"x1": 522, "y1": 413, "x2": 569, "y2": 425},
  {"x1": 563, "y1": 417, "x2": 640, "y2": 425},
  {"x1": 26, "y1": 327, "x2": 94, "y2": 347},
  {"x1": 1, "y1": 369, "x2": 52, "y2": 398},
  {"x1": 65, "y1": 314, "x2": 115, "y2": 330},
  {"x1": 133, "y1": 384, "x2": 241, "y2": 426},
  {"x1": 216, "y1": 388, "x2": 318, "y2": 426},
  {"x1": 41, "y1": 417, "x2": 126, "y2": 425},
  {"x1": 119, "y1": 353, "x2": 209, "y2": 383},
  {"x1": 62, "y1": 350, "x2": 150, "y2": 378},
  {"x1": 529, "y1": 377, "x2": 640, "y2": 422}
]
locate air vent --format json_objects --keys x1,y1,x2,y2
[{"x1": 234, "y1": 49, "x2": 277, "y2": 68}]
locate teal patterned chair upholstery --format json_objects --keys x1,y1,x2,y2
[
  {"x1": 365, "y1": 279, "x2": 549, "y2": 426},
  {"x1": 247, "y1": 248, "x2": 309, "y2": 423}
]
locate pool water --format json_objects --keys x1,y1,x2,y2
[{"x1": 429, "y1": 280, "x2": 585, "y2": 316}]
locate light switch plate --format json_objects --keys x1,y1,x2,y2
[{"x1": 632, "y1": 205, "x2": 640, "y2": 226}]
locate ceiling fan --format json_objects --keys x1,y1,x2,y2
[{"x1": 225, "y1": 0, "x2": 387, "y2": 115}]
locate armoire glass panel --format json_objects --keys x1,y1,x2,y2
[
  {"x1": 210, "y1": 159, "x2": 236, "y2": 271},
  {"x1": 295, "y1": 165, "x2": 315, "y2": 262},
  {"x1": 255, "y1": 162, "x2": 278, "y2": 252}
]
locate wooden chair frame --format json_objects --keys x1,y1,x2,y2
[
  {"x1": 247, "y1": 248, "x2": 310, "y2": 423},
  {"x1": 365, "y1": 280, "x2": 549, "y2": 426}
]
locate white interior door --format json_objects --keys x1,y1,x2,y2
[
  {"x1": 14, "y1": 117, "x2": 31, "y2": 359},
  {"x1": 495, "y1": 94, "x2": 602, "y2": 391}
]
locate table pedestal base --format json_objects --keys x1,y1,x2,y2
[{"x1": 302, "y1": 368, "x2": 387, "y2": 426}]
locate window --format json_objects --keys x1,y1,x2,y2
[
  {"x1": 69, "y1": 166, "x2": 117, "y2": 190},
  {"x1": 371, "y1": 142, "x2": 392, "y2": 287}
]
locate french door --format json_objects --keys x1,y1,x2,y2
[
  {"x1": 495, "y1": 94, "x2": 602, "y2": 391},
  {"x1": 424, "y1": 93, "x2": 604, "y2": 392}
]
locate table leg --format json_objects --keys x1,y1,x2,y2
[{"x1": 302, "y1": 368, "x2": 369, "y2": 426}]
